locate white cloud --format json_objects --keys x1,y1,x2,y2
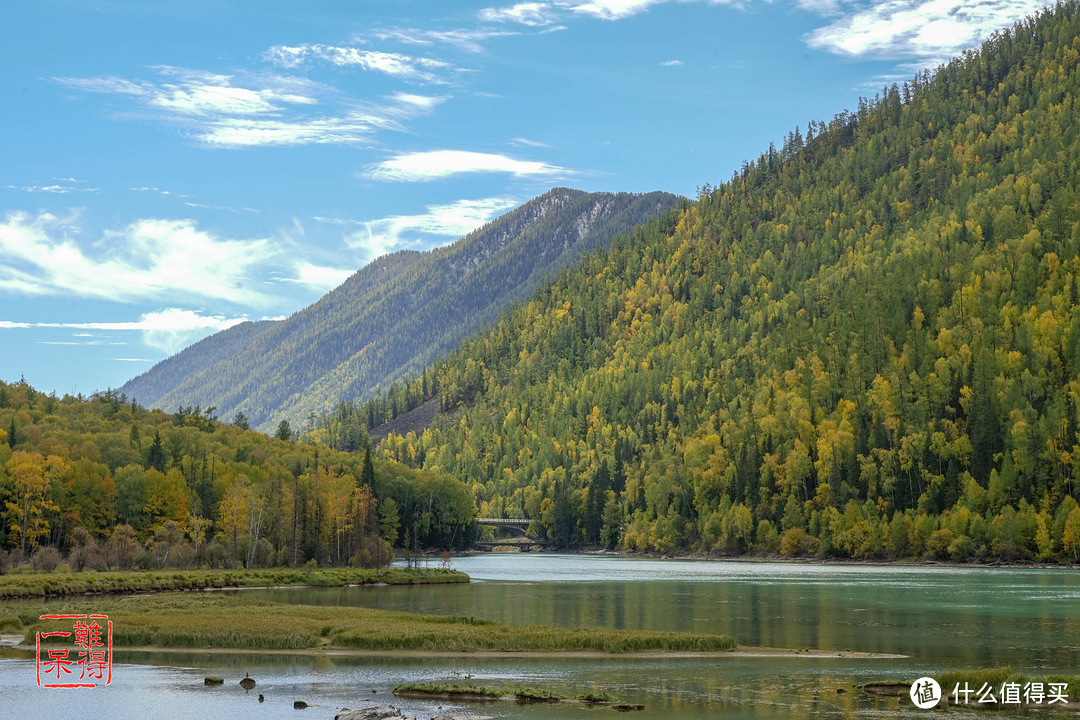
[
  {"x1": 192, "y1": 113, "x2": 387, "y2": 148},
  {"x1": 0, "y1": 211, "x2": 274, "y2": 306},
  {"x1": 474, "y1": 1, "x2": 743, "y2": 29},
  {"x1": 322, "y1": 196, "x2": 520, "y2": 261},
  {"x1": 806, "y1": 0, "x2": 1048, "y2": 61},
  {"x1": 286, "y1": 261, "x2": 356, "y2": 293},
  {"x1": 660, "y1": 59, "x2": 684, "y2": 66},
  {"x1": 7, "y1": 184, "x2": 99, "y2": 193},
  {"x1": 264, "y1": 45, "x2": 456, "y2": 83},
  {"x1": 114, "y1": 358, "x2": 153, "y2": 362},
  {"x1": 0, "y1": 309, "x2": 248, "y2": 356},
  {"x1": 567, "y1": 0, "x2": 667, "y2": 19},
  {"x1": 510, "y1": 137, "x2": 553, "y2": 147},
  {"x1": 794, "y1": 0, "x2": 844, "y2": 15},
  {"x1": 365, "y1": 150, "x2": 569, "y2": 182},
  {"x1": 58, "y1": 69, "x2": 320, "y2": 116},
  {"x1": 54, "y1": 66, "x2": 436, "y2": 148},
  {"x1": 184, "y1": 202, "x2": 259, "y2": 213},
  {"x1": 389, "y1": 92, "x2": 449, "y2": 113},
  {"x1": 480, "y1": 2, "x2": 561, "y2": 25},
  {"x1": 373, "y1": 27, "x2": 520, "y2": 53}
]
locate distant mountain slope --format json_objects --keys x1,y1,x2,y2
[
  {"x1": 122, "y1": 188, "x2": 677, "y2": 431},
  {"x1": 121, "y1": 319, "x2": 280, "y2": 409}
]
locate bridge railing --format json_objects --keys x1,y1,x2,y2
[{"x1": 476, "y1": 518, "x2": 530, "y2": 525}]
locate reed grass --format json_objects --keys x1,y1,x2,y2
[
  {"x1": 14, "y1": 593, "x2": 737, "y2": 654},
  {"x1": 394, "y1": 683, "x2": 612, "y2": 703},
  {"x1": 393, "y1": 683, "x2": 505, "y2": 698},
  {"x1": 0, "y1": 567, "x2": 466, "y2": 599}
]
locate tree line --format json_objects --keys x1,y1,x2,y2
[{"x1": 0, "y1": 381, "x2": 476, "y2": 573}]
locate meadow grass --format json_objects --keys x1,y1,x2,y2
[
  {"x1": 393, "y1": 683, "x2": 505, "y2": 698},
  {"x1": 11, "y1": 593, "x2": 737, "y2": 653},
  {"x1": 394, "y1": 683, "x2": 611, "y2": 703},
  {"x1": 0, "y1": 567, "x2": 466, "y2": 599}
]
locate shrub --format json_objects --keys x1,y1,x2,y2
[
  {"x1": 780, "y1": 527, "x2": 812, "y2": 556},
  {"x1": 925, "y1": 528, "x2": 956, "y2": 559},
  {"x1": 32, "y1": 547, "x2": 61, "y2": 572},
  {"x1": 756, "y1": 520, "x2": 780, "y2": 554}
]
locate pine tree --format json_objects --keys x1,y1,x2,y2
[{"x1": 146, "y1": 429, "x2": 166, "y2": 472}]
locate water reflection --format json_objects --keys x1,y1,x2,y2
[
  {"x1": 240, "y1": 554, "x2": 1080, "y2": 669},
  {"x1": 3, "y1": 555, "x2": 1078, "y2": 719}
]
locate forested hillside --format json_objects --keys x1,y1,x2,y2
[
  {"x1": 0, "y1": 380, "x2": 475, "y2": 570},
  {"x1": 122, "y1": 189, "x2": 676, "y2": 434},
  {"x1": 366, "y1": 3, "x2": 1080, "y2": 563},
  {"x1": 121, "y1": 319, "x2": 280, "y2": 407}
]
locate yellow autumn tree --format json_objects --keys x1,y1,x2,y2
[{"x1": 4, "y1": 451, "x2": 66, "y2": 554}]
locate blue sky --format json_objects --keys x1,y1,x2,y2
[{"x1": 0, "y1": 0, "x2": 1050, "y2": 398}]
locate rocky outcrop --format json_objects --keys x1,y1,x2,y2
[{"x1": 335, "y1": 706, "x2": 410, "y2": 720}]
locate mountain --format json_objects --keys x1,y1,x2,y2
[
  {"x1": 368, "y1": 4, "x2": 1080, "y2": 562},
  {"x1": 121, "y1": 188, "x2": 678, "y2": 432}
]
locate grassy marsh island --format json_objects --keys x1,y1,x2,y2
[
  {"x1": 5, "y1": 593, "x2": 739, "y2": 654},
  {"x1": 0, "y1": 567, "x2": 466, "y2": 599},
  {"x1": 393, "y1": 682, "x2": 614, "y2": 704}
]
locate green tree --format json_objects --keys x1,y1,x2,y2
[
  {"x1": 146, "y1": 429, "x2": 166, "y2": 472},
  {"x1": 275, "y1": 420, "x2": 292, "y2": 442}
]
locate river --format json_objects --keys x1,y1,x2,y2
[{"x1": 2, "y1": 554, "x2": 1078, "y2": 719}]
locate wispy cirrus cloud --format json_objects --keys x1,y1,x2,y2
[
  {"x1": 319, "y1": 196, "x2": 520, "y2": 261},
  {"x1": 1, "y1": 309, "x2": 249, "y2": 355},
  {"x1": 264, "y1": 44, "x2": 457, "y2": 83},
  {"x1": 0, "y1": 210, "x2": 360, "y2": 309},
  {"x1": 365, "y1": 150, "x2": 569, "y2": 182},
  {"x1": 806, "y1": 0, "x2": 1049, "y2": 62},
  {"x1": 7, "y1": 184, "x2": 99, "y2": 193},
  {"x1": 286, "y1": 261, "x2": 357, "y2": 293},
  {"x1": 54, "y1": 65, "x2": 443, "y2": 148},
  {"x1": 477, "y1": 0, "x2": 1052, "y2": 68},
  {"x1": 0, "y1": 211, "x2": 275, "y2": 306},
  {"x1": 373, "y1": 27, "x2": 520, "y2": 53},
  {"x1": 510, "y1": 137, "x2": 553, "y2": 148},
  {"x1": 660, "y1": 59, "x2": 684, "y2": 66},
  {"x1": 478, "y1": 0, "x2": 734, "y2": 25},
  {"x1": 480, "y1": 2, "x2": 562, "y2": 25}
]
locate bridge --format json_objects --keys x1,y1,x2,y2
[{"x1": 474, "y1": 517, "x2": 548, "y2": 551}]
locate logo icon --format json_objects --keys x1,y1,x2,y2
[{"x1": 910, "y1": 677, "x2": 942, "y2": 709}]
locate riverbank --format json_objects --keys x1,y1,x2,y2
[
  {"x1": 5, "y1": 593, "x2": 738, "y2": 653},
  {"x1": 534, "y1": 547, "x2": 1080, "y2": 571},
  {"x1": 0, "y1": 567, "x2": 467, "y2": 599},
  {"x1": 96, "y1": 645, "x2": 903, "y2": 660}
]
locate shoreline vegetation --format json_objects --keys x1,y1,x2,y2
[
  {"x1": 4, "y1": 592, "x2": 739, "y2": 654},
  {"x1": 392, "y1": 682, "x2": 617, "y2": 705},
  {"x1": 0, "y1": 567, "x2": 467, "y2": 599},
  {"x1": 559, "y1": 547, "x2": 1080, "y2": 570}
]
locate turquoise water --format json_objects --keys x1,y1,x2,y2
[
  {"x1": 249, "y1": 554, "x2": 1080, "y2": 668},
  {"x1": 3, "y1": 555, "x2": 1078, "y2": 719}
]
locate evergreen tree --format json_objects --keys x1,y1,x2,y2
[{"x1": 146, "y1": 429, "x2": 166, "y2": 472}]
